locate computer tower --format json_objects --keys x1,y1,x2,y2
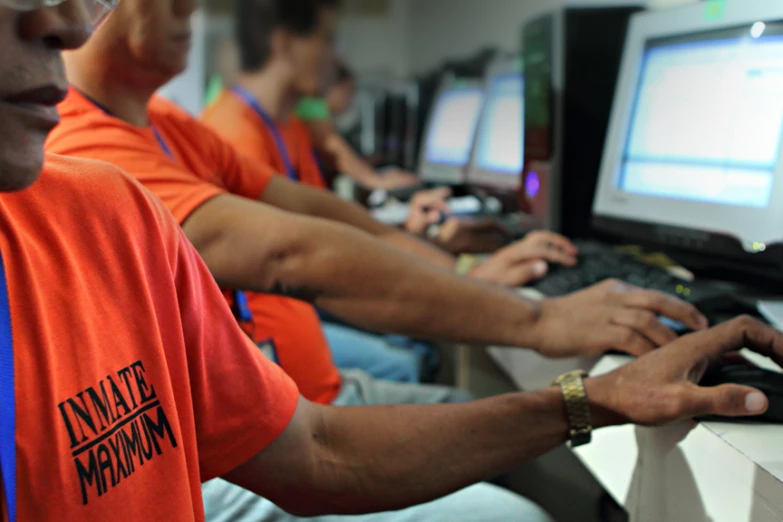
[
  {"x1": 521, "y1": 6, "x2": 643, "y2": 238},
  {"x1": 383, "y1": 84, "x2": 419, "y2": 170}
]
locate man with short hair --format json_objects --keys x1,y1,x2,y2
[
  {"x1": 2, "y1": 7, "x2": 780, "y2": 522},
  {"x1": 204, "y1": 0, "x2": 418, "y2": 193}
]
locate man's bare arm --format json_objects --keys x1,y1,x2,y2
[
  {"x1": 182, "y1": 193, "x2": 536, "y2": 347},
  {"x1": 260, "y1": 176, "x2": 456, "y2": 270},
  {"x1": 225, "y1": 317, "x2": 783, "y2": 517},
  {"x1": 225, "y1": 391, "x2": 568, "y2": 516},
  {"x1": 220, "y1": 318, "x2": 783, "y2": 516},
  {"x1": 182, "y1": 194, "x2": 707, "y2": 358}
]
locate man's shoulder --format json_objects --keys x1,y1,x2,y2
[
  {"x1": 42, "y1": 153, "x2": 175, "y2": 225},
  {"x1": 44, "y1": 153, "x2": 135, "y2": 185}
]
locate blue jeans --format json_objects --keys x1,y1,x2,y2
[
  {"x1": 202, "y1": 371, "x2": 552, "y2": 522},
  {"x1": 323, "y1": 323, "x2": 428, "y2": 383}
]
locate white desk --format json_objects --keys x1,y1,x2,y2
[{"x1": 488, "y1": 345, "x2": 783, "y2": 522}]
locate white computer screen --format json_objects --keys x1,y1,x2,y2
[
  {"x1": 424, "y1": 87, "x2": 485, "y2": 166},
  {"x1": 619, "y1": 29, "x2": 783, "y2": 208},
  {"x1": 474, "y1": 73, "x2": 525, "y2": 174}
]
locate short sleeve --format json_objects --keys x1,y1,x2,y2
[
  {"x1": 204, "y1": 119, "x2": 279, "y2": 198},
  {"x1": 152, "y1": 191, "x2": 299, "y2": 480},
  {"x1": 150, "y1": 95, "x2": 277, "y2": 203}
]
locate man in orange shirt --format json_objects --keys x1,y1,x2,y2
[
  {"x1": 202, "y1": 0, "x2": 529, "y2": 256},
  {"x1": 47, "y1": 0, "x2": 718, "y2": 381},
  {"x1": 202, "y1": 8, "x2": 415, "y2": 193},
  {"x1": 2, "y1": 6, "x2": 782, "y2": 522},
  {"x1": 194, "y1": 0, "x2": 579, "y2": 383}
]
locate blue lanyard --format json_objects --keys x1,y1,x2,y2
[
  {"x1": 77, "y1": 88, "x2": 256, "y2": 329},
  {"x1": 152, "y1": 126, "x2": 174, "y2": 159},
  {"x1": 231, "y1": 86, "x2": 299, "y2": 182},
  {"x1": 0, "y1": 255, "x2": 16, "y2": 522}
]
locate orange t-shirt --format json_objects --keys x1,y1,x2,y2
[
  {"x1": 0, "y1": 154, "x2": 298, "y2": 521},
  {"x1": 47, "y1": 90, "x2": 342, "y2": 405},
  {"x1": 201, "y1": 90, "x2": 327, "y2": 189}
]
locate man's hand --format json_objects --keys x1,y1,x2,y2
[
  {"x1": 432, "y1": 217, "x2": 514, "y2": 254},
  {"x1": 470, "y1": 230, "x2": 579, "y2": 287},
  {"x1": 404, "y1": 187, "x2": 452, "y2": 235},
  {"x1": 530, "y1": 279, "x2": 709, "y2": 358},
  {"x1": 585, "y1": 316, "x2": 783, "y2": 426},
  {"x1": 375, "y1": 168, "x2": 421, "y2": 190}
]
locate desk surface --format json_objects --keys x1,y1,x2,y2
[
  {"x1": 487, "y1": 288, "x2": 783, "y2": 521},
  {"x1": 489, "y1": 347, "x2": 783, "y2": 521}
]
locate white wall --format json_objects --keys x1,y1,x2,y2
[
  {"x1": 339, "y1": 0, "x2": 412, "y2": 79},
  {"x1": 406, "y1": 0, "x2": 699, "y2": 75}
]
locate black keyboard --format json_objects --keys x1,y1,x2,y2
[{"x1": 531, "y1": 240, "x2": 735, "y2": 306}]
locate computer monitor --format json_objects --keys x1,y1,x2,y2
[
  {"x1": 593, "y1": 0, "x2": 783, "y2": 274},
  {"x1": 417, "y1": 77, "x2": 485, "y2": 185},
  {"x1": 466, "y1": 58, "x2": 524, "y2": 190}
]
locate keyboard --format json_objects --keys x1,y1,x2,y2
[{"x1": 530, "y1": 240, "x2": 736, "y2": 306}]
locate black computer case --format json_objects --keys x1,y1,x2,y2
[{"x1": 522, "y1": 6, "x2": 643, "y2": 238}]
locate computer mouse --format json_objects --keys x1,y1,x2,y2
[{"x1": 699, "y1": 364, "x2": 783, "y2": 423}]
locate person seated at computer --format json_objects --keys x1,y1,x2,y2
[
  {"x1": 16, "y1": 4, "x2": 780, "y2": 521},
  {"x1": 51, "y1": 0, "x2": 590, "y2": 388},
  {"x1": 202, "y1": 0, "x2": 540, "y2": 257},
  {"x1": 47, "y1": 0, "x2": 712, "y2": 365},
  {"x1": 203, "y1": 22, "x2": 414, "y2": 192}
]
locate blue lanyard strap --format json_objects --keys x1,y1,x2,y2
[
  {"x1": 0, "y1": 255, "x2": 16, "y2": 522},
  {"x1": 152, "y1": 126, "x2": 174, "y2": 159},
  {"x1": 231, "y1": 86, "x2": 299, "y2": 182}
]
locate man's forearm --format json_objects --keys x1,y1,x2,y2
[
  {"x1": 191, "y1": 195, "x2": 537, "y2": 347},
  {"x1": 271, "y1": 216, "x2": 536, "y2": 346},
  {"x1": 328, "y1": 134, "x2": 379, "y2": 187},
  {"x1": 380, "y1": 228, "x2": 456, "y2": 270},
  {"x1": 229, "y1": 391, "x2": 570, "y2": 516},
  {"x1": 261, "y1": 176, "x2": 457, "y2": 269}
]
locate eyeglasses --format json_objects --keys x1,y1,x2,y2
[{"x1": 1, "y1": 0, "x2": 119, "y2": 28}]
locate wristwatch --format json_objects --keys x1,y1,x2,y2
[
  {"x1": 552, "y1": 370, "x2": 593, "y2": 448},
  {"x1": 454, "y1": 254, "x2": 479, "y2": 275}
]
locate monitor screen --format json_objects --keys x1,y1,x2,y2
[
  {"x1": 618, "y1": 26, "x2": 783, "y2": 209},
  {"x1": 475, "y1": 73, "x2": 525, "y2": 175},
  {"x1": 423, "y1": 87, "x2": 485, "y2": 166},
  {"x1": 593, "y1": 0, "x2": 783, "y2": 251}
]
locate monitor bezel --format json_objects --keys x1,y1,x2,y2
[
  {"x1": 466, "y1": 57, "x2": 524, "y2": 191},
  {"x1": 417, "y1": 76, "x2": 485, "y2": 185},
  {"x1": 592, "y1": 0, "x2": 783, "y2": 254}
]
